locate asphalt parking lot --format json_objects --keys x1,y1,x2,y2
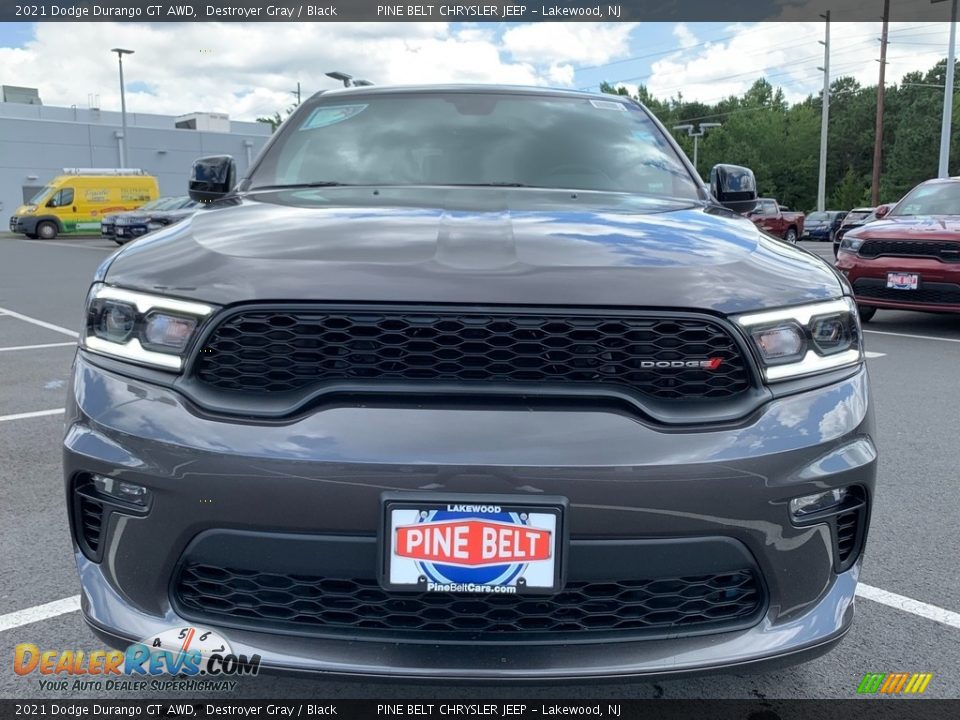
[{"x1": 1, "y1": 233, "x2": 958, "y2": 700}]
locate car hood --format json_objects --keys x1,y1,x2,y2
[
  {"x1": 104, "y1": 187, "x2": 842, "y2": 314},
  {"x1": 850, "y1": 215, "x2": 960, "y2": 241}
]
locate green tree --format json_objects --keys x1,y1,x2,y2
[{"x1": 604, "y1": 60, "x2": 960, "y2": 211}]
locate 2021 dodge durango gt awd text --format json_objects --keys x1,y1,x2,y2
[{"x1": 65, "y1": 85, "x2": 876, "y2": 680}]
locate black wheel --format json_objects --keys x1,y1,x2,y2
[
  {"x1": 858, "y1": 305, "x2": 877, "y2": 323},
  {"x1": 785, "y1": 227, "x2": 798, "y2": 244},
  {"x1": 36, "y1": 221, "x2": 58, "y2": 240}
]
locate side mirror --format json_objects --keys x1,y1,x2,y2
[
  {"x1": 710, "y1": 164, "x2": 758, "y2": 215},
  {"x1": 874, "y1": 204, "x2": 891, "y2": 219},
  {"x1": 189, "y1": 155, "x2": 236, "y2": 203}
]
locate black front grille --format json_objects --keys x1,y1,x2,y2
[
  {"x1": 859, "y1": 239, "x2": 960, "y2": 261},
  {"x1": 853, "y1": 278, "x2": 960, "y2": 305},
  {"x1": 194, "y1": 308, "x2": 752, "y2": 401},
  {"x1": 174, "y1": 564, "x2": 763, "y2": 641}
]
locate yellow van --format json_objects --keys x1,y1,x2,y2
[{"x1": 9, "y1": 169, "x2": 159, "y2": 239}]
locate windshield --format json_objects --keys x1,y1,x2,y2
[
  {"x1": 140, "y1": 198, "x2": 173, "y2": 211},
  {"x1": 28, "y1": 186, "x2": 53, "y2": 205},
  {"x1": 807, "y1": 212, "x2": 828, "y2": 221},
  {"x1": 844, "y1": 211, "x2": 872, "y2": 224},
  {"x1": 891, "y1": 182, "x2": 960, "y2": 216},
  {"x1": 249, "y1": 92, "x2": 700, "y2": 199}
]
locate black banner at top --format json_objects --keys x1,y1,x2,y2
[
  {"x1": 1, "y1": 700, "x2": 959, "y2": 720},
  {"x1": 3, "y1": 0, "x2": 959, "y2": 22}
]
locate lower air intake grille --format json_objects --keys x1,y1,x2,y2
[
  {"x1": 193, "y1": 307, "x2": 753, "y2": 402},
  {"x1": 174, "y1": 564, "x2": 764, "y2": 641},
  {"x1": 836, "y1": 510, "x2": 859, "y2": 564},
  {"x1": 853, "y1": 279, "x2": 960, "y2": 306},
  {"x1": 73, "y1": 477, "x2": 107, "y2": 561}
]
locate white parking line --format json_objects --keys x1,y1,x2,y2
[
  {"x1": 857, "y1": 583, "x2": 960, "y2": 631},
  {"x1": 865, "y1": 329, "x2": 960, "y2": 344},
  {"x1": 864, "y1": 351, "x2": 886, "y2": 359},
  {"x1": 0, "y1": 306, "x2": 79, "y2": 338},
  {"x1": 0, "y1": 408, "x2": 65, "y2": 423},
  {"x1": 0, "y1": 596, "x2": 80, "y2": 633},
  {"x1": 0, "y1": 341, "x2": 76, "y2": 353}
]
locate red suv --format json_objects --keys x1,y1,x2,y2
[{"x1": 835, "y1": 178, "x2": 960, "y2": 321}]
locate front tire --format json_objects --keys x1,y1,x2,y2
[
  {"x1": 785, "y1": 227, "x2": 798, "y2": 244},
  {"x1": 858, "y1": 305, "x2": 877, "y2": 323},
  {"x1": 36, "y1": 221, "x2": 58, "y2": 240}
]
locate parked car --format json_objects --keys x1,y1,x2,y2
[
  {"x1": 833, "y1": 206, "x2": 889, "y2": 257},
  {"x1": 836, "y1": 179, "x2": 960, "y2": 321},
  {"x1": 112, "y1": 198, "x2": 200, "y2": 245},
  {"x1": 68, "y1": 85, "x2": 874, "y2": 680},
  {"x1": 101, "y1": 196, "x2": 192, "y2": 241},
  {"x1": 746, "y1": 198, "x2": 805, "y2": 243},
  {"x1": 9, "y1": 168, "x2": 158, "y2": 240},
  {"x1": 803, "y1": 210, "x2": 847, "y2": 242}
]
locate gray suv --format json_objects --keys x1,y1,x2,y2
[{"x1": 65, "y1": 85, "x2": 875, "y2": 680}]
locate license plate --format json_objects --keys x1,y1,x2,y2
[
  {"x1": 380, "y1": 494, "x2": 566, "y2": 595},
  {"x1": 115, "y1": 228, "x2": 125, "y2": 236},
  {"x1": 887, "y1": 272, "x2": 919, "y2": 290}
]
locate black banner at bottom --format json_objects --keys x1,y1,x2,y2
[{"x1": 1, "y1": 700, "x2": 957, "y2": 720}]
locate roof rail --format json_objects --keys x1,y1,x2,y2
[{"x1": 61, "y1": 168, "x2": 148, "y2": 176}]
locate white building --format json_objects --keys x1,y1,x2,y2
[{"x1": 0, "y1": 88, "x2": 272, "y2": 226}]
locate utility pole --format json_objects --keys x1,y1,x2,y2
[
  {"x1": 872, "y1": 0, "x2": 890, "y2": 205},
  {"x1": 934, "y1": 0, "x2": 958, "y2": 177},
  {"x1": 672, "y1": 122, "x2": 721, "y2": 174},
  {"x1": 292, "y1": 81, "x2": 301, "y2": 105},
  {"x1": 816, "y1": 11, "x2": 830, "y2": 212}
]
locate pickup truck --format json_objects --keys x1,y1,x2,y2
[{"x1": 746, "y1": 198, "x2": 805, "y2": 243}]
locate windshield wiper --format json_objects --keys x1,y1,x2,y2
[
  {"x1": 442, "y1": 182, "x2": 533, "y2": 188},
  {"x1": 247, "y1": 181, "x2": 354, "y2": 190}
]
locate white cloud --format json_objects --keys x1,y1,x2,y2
[
  {"x1": 672, "y1": 23, "x2": 698, "y2": 50},
  {"x1": 501, "y1": 22, "x2": 638, "y2": 65},
  {"x1": 642, "y1": 22, "x2": 956, "y2": 105},
  {"x1": 0, "y1": 22, "x2": 637, "y2": 121}
]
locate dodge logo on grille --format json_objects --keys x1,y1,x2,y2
[
  {"x1": 396, "y1": 519, "x2": 552, "y2": 567},
  {"x1": 640, "y1": 358, "x2": 724, "y2": 370}
]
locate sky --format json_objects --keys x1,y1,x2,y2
[{"x1": 0, "y1": 21, "x2": 955, "y2": 122}]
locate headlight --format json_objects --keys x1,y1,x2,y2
[
  {"x1": 82, "y1": 284, "x2": 214, "y2": 370},
  {"x1": 839, "y1": 236, "x2": 863, "y2": 253},
  {"x1": 735, "y1": 298, "x2": 863, "y2": 382}
]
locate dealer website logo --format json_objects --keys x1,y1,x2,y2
[
  {"x1": 857, "y1": 672, "x2": 933, "y2": 695},
  {"x1": 14, "y1": 626, "x2": 260, "y2": 691}
]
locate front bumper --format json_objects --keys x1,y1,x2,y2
[
  {"x1": 113, "y1": 224, "x2": 149, "y2": 240},
  {"x1": 802, "y1": 227, "x2": 831, "y2": 241},
  {"x1": 64, "y1": 353, "x2": 876, "y2": 679},
  {"x1": 837, "y1": 251, "x2": 960, "y2": 313}
]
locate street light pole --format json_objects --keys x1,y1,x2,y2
[
  {"x1": 934, "y1": 0, "x2": 958, "y2": 177},
  {"x1": 672, "y1": 122, "x2": 721, "y2": 174},
  {"x1": 111, "y1": 48, "x2": 135, "y2": 169}
]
